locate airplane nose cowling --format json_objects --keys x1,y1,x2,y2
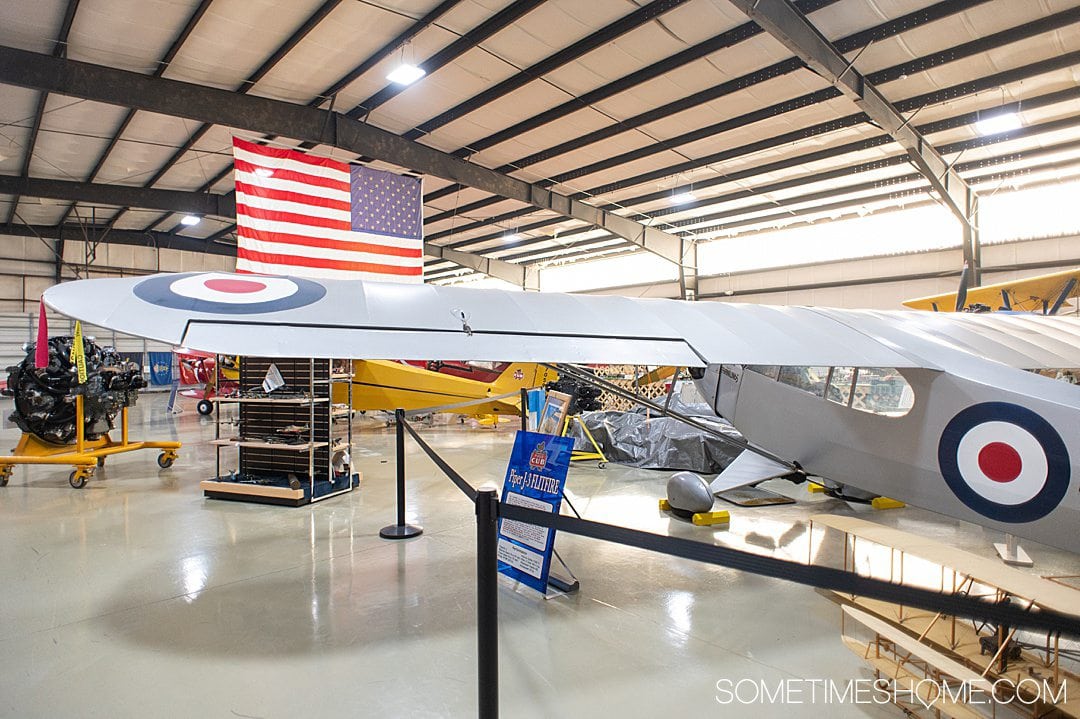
[{"x1": 667, "y1": 471, "x2": 714, "y2": 516}]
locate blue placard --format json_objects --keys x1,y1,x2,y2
[
  {"x1": 148, "y1": 352, "x2": 173, "y2": 385},
  {"x1": 497, "y1": 431, "x2": 573, "y2": 594}
]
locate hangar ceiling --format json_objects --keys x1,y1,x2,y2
[{"x1": 0, "y1": 0, "x2": 1078, "y2": 286}]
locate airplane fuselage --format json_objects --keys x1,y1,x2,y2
[{"x1": 696, "y1": 362, "x2": 1080, "y2": 553}]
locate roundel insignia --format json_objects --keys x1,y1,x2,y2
[
  {"x1": 134, "y1": 272, "x2": 326, "y2": 314},
  {"x1": 938, "y1": 402, "x2": 1070, "y2": 523}
]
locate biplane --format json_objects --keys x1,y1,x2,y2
[
  {"x1": 905, "y1": 268, "x2": 1080, "y2": 315},
  {"x1": 809, "y1": 514, "x2": 1079, "y2": 717}
]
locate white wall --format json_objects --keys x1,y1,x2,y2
[
  {"x1": 0, "y1": 233, "x2": 235, "y2": 312},
  {"x1": 579, "y1": 235, "x2": 1080, "y2": 310}
]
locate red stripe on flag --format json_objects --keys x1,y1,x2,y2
[
  {"x1": 234, "y1": 159, "x2": 348, "y2": 192},
  {"x1": 237, "y1": 227, "x2": 423, "y2": 258},
  {"x1": 234, "y1": 137, "x2": 348, "y2": 174},
  {"x1": 237, "y1": 205, "x2": 351, "y2": 231},
  {"x1": 238, "y1": 248, "x2": 423, "y2": 276},
  {"x1": 236, "y1": 180, "x2": 351, "y2": 214}
]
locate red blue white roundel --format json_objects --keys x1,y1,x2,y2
[
  {"x1": 938, "y1": 402, "x2": 1069, "y2": 523},
  {"x1": 134, "y1": 272, "x2": 326, "y2": 314}
]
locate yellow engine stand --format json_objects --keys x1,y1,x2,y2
[
  {"x1": 0, "y1": 395, "x2": 181, "y2": 489},
  {"x1": 561, "y1": 414, "x2": 610, "y2": 467}
]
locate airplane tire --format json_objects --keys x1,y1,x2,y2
[{"x1": 196, "y1": 400, "x2": 213, "y2": 415}]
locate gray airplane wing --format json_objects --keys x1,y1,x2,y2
[{"x1": 43, "y1": 271, "x2": 1080, "y2": 370}]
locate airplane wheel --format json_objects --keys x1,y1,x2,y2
[
  {"x1": 157, "y1": 453, "x2": 176, "y2": 469},
  {"x1": 196, "y1": 400, "x2": 214, "y2": 415},
  {"x1": 69, "y1": 471, "x2": 88, "y2": 489}
]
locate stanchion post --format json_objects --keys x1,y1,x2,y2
[
  {"x1": 476, "y1": 487, "x2": 499, "y2": 719},
  {"x1": 380, "y1": 408, "x2": 423, "y2": 540},
  {"x1": 520, "y1": 388, "x2": 528, "y2": 433}
]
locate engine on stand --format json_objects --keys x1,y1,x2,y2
[
  {"x1": 7, "y1": 335, "x2": 146, "y2": 445},
  {"x1": 544, "y1": 375, "x2": 603, "y2": 415}
]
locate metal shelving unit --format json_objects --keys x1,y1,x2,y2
[{"x1": 199, "y1": 357, "x2": 356, "y2": 506}]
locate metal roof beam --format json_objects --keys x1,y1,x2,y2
[
  {"x1": 727, "y1": 0, "x2": 974, "y2": 229},
  {"x1": 343, "y1": 0, "x2": 546, "y2": 121},
  {"x1": 6, "y1": 0, "x2": 80, "y2": 226},
  {"x1": 399, "y1": 0, "x2": 692, "y2": 142},
  {"x1": 0, "y1": 173, "x2": 535, "y2": 288},
  {"x1": 427, "y1": 51, "x2": 1080, "y2": 251},
  {"x1": 0, "y1": 44, "x2": 685, "y2": 268},
  {"x1": 423, "y1": 0, "x2": 1005, "y2": 211}
]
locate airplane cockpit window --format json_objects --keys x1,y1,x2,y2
[
  {"x1": 849, "y1": 367, "x2": 914, "y2": 417},
  {"x1": 746, "y1": 365, "x2": 780, "y2": 379},
  {"x1": 777, "y1": 366, "x2": 828, "y2": 397},
  {"x1": 827, "y1": 366, "x2": 855, "y2": 405}
]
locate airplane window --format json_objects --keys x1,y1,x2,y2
[
  {"x1": 827, "y1": 366, "x2": 855, "y2": 405},
  {"x1": 746, "y1": 365, "x2": 780, "y2": 379},
  {"x1": 850, "y1": 368, "x2": 913, "y2": 416},
  {"x1": 777, "y1": 366, "x2": 828, "y2": 397}
]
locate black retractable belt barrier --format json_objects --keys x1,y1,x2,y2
[
  {"x1": 499, "y1": 503, "x2": 1080, "y2": 638},
  {"x1": 379, "y1": 408, "x2": 423, "y2": 539},
  {"x1": 399, "y1": 416, "x2": 478, "y2": 501},
  {"x1": 476, "y1": 488, "x2": 500, "y2": 719}
]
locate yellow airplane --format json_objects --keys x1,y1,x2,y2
[
  {"x1": 904, "y1": 267, "x2": 1080, "y2": 314},
  {"x1": 334, "y1": 361, "x2": 556, "y2": 416}
]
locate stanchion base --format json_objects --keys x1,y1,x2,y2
[{"x1": 380, "y1": 523, "x2": 424, "y2": 540}]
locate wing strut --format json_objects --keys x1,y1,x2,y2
[{"x1": 1048, "y1": 277, "x2": 1077, "y2": 315}]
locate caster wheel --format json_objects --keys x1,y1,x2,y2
[
  {"x1": 196, "y1": 400, "x2": 214, "y2": 415},
  {"x1": 0, "y1": 475, "x2": 8, "y2": 487},
  {"x1": 598, "y1": 462, "x2": 607, "y2": 469},
  {"x1": 96, "y1": 457, "x2": 106, "y2": 467},
  {"x1": 157, "y1": 453, "x2": 176, "y2": 469},
  {"x1": 69, "y1": 471, "x2": 88, "y2": 489}
]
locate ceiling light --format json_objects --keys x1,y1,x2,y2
[
  {"x1": 503, "y1": 233, "x2": 521, "y2": 243},
  {"x1": 975, "y1": 110, "x2": 1022, "y2": 136},
  {"x1": 253, "y1": 167, "x2": 274, "y2": 178},
  {"x1": 180, "y1": 215, "x2": 201, "y2": 226},
  {"x1": 671, "y1": 191, "x2": 696, "y2": 205},
  {"x1": 387, "y1": 63, "x2": 425, "y2": 85}
]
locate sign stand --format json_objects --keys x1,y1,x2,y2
[{"x1": 497, "y1": 431, "x2": 576, "y2": 596}]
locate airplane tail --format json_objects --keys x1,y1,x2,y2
[{"x1": 491, "y1": 363, "x2": 557, "y2": 392}]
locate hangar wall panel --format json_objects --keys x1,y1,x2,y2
[
  {"x1": 578, "y1": 235, "x2": 1080, "y2": 310},
  {"x1": 0, "y1": 233, "x2": 236, "y2": 311}
]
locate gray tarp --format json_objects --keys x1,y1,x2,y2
[{"x1": 566, "y1": 399, "x2": 745, "y2": 473}]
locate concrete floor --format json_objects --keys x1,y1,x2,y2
[{"x1": 0, "y1": 393, "x2": 1077, "y2": 718}]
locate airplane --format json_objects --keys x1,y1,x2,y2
[
  {"x1": 904, "y1": 267, "x2": 1080, "y2": 315},
  {"x1": 340, "y1": 360, "x2": 554, "y2": 418},
  {"x1": 174, "y1": 349, "x2": 240, "y2": 415},
  {"x1": 38, "y1": 270, "x2": 1080, "y2": 554},
  {"x1": 808, "y1": 514, "x2": 1079, "y2": 716}
]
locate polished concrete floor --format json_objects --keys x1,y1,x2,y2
[{"x1": 1, "y1": 393, "x2": 1077, "y2": 718}]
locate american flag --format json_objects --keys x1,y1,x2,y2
[{"x1": 232, "y1": 137, "x2": 424, "y2": 281}]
